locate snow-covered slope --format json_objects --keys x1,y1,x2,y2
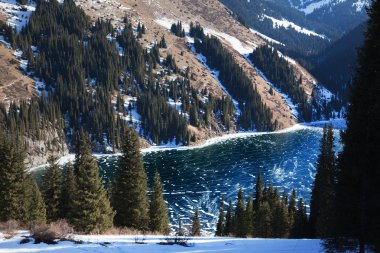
[{"x1": 0, "y1": 232, "x2": 324, "y2": 253}]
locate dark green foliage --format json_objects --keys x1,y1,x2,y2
[
  {"x1": 249, "y1": 45, "x2": 312, "y2": 122},
  {"x1": 70, "y1": 129, "x2": 114, "y2": 233},
  {"x1": 191, "y1": 209, "x2": 201, "y2": 236},
  {"x1": 171, "y1": 21, "x2": 185, "y2": 37},
  {"x1": 0, "y1": 132, "x2": 26, "y2": 222},
  {"x1": 42, "y1": 157, "x2": 62, "y2": 222},
  {"x1": 159, "y1": 35, "x2": 167, "y2": 48},
  {"x1": 292, "y1": 198, "x2": 309, "y2": 238},
  {"x1": 255, "y1": 201, "x2": 272, "y2": 238},
  {"x1": 224, "y1": 200, "x2": 233, "y2": 236},
  {"x1": 112, "y1": 128, "x2": 149, "y2": 230},
  {"x1": 216, "y1": 175, "x2": 309, "y2": 238},
  {"x1": 24, "y1": 176, "x2": 47, "y2": 226},
  {"x1": 310, "y1": 124, "x2": 336, "y2": 237},
  {"x1": 191, "y1": 27, "x2": 274, "y2": 131},
  {"x1": 60, "y1": 163, "x2": 76, "y2": 220},
  {"x1": 0, "y1": 131, "x2": 46, "y2": 226},
  {"x1": 149, "y1": 171, "x2": 170, "y2": 234},
  {"x1": 329, "y1": 0, "x2": 380, "y2": 251},
  {"x1": 234, "y1": 189, "x2": 246, "y2": 237},
  {"x1": 215, "y1": 195, "x2": 225, "y2": 236}
]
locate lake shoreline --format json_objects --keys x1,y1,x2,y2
[{"x1": 28, "y1": 118, "x2": 346, "y2": 172}]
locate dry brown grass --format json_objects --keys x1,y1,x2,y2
[
  {"x1": 31, "y1": 220, "x2": 74, "y2": 244},
  {"x1": 0, "y1": 220, "x2": 19, "y2": 239}
]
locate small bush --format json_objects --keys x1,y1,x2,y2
[
  {"x1": 159, "y1": 236, "x2": 192, "y2": 247},
  {"x1": 134, "y1": 236, "x2": 146, "y2": 244},
  {"x1": 31, "y1": 220, "x2": 73, "y2": 244},
  {"x1": 20, "y1": 238, "x2": 32, "y2": 244},
  {"x1": 0, "y1": 220, "x2": 19, "y2": 239}
]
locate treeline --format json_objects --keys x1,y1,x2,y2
[
  {"x1": 190, "y1": 23, "x2": 275, "y2": 131},
  {"x1": 249, "y1": 45, "x2": 312, "y2": 122},
  {"x1": 0, "y1": 127, "x2": 171, "y2": 234},
  {"x1": 215, "y1": 175, "x2": 309, "y2": 238}
]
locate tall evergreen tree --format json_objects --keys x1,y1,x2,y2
[
  {"x1": 234, "y1": 189, "x2": 246, "y2": 237},
  {"x1": 60, "y1": 163, "x2": 76, "y2": 220},
  {"x1": 288, "y1": 189, "x2": 297, "y2": 237},
  {"x1": 42, "y1": 157, "x2": 62, "y2": 222},
  {"x1": 310, "y1": 124, "x2": 336, "y2": 237},
  {"x1": 112, "y1": 128, "x2": 149, "y2": 230},
  {"x1": 224, "y1": 200, "x2": 233, "y2": 236},
  {"x1": 149, "y1": 171, "x2": 170, "y2": 234},
  {"x1": 215, "y1": 195, "x2": 225, "y2": 236},
  {"x1": 0, "y1": 132, "x2": 27, "y2": 222},
  {"x1": 253, "y1": 174, "x2": 263, "y2": 211},
  {"x1": 292, "y1": 198, "x2": 309, "y2": 238},
  {"x1": 245, "y1": 194, "x2": 254, "y2": 237},
  {"x1": 70, "y1": 129, "x2": 114, "y2": 233},
  {"x1": 191, "y1": 209, "x2": 201, "y2": 236},
  {"x1": 255, "y1": 201, "x2": 272, "y2": 238},
  {"x1": 331, "y1": 0, "x2": 380, "y2": 251},
  {"x1": 24, "y1": 176, "x2": 47, "y2": 227}
]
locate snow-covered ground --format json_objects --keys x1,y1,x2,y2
[
  {"x1": 262, "y1": 14, "x2": 327, "y2": 39},
  {"x1": 0, "y1": 232, "x2": 324, "y2": 253},
  {"x1": 0, "y1": 0, "x2": 36, "y2": 32},
  {"x1": 249, "y1": 28, "x2": 284, "y2": 46}
]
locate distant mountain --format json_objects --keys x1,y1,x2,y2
[
  {"x1": 311, "y1": 22, "x2": 366, "y2": 98},
  {"x1": 219, "y1": 0, "x2": 368, "y2": 57}
]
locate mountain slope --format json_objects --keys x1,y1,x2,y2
[{"x1": 312, "y1": 22, "x2": 366, "y2": 97}]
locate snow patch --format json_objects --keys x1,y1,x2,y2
[
  {"x1": 249, "y1": 28, "x2": 285, "y2": 46},
  {"x1": 0, "y1": 0, "x2": 36, "y2": 32},
  {"x1": 262, "y1": 14, "x2": 327, "y2": 39}
]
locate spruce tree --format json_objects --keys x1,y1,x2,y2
[
  {"x1": 245, "y1": 194, "x2": 254, "y2": 237},
  {"x1": 24, "y1": 176, "x2": 47, "y2": 227},
  {"x1": 191, "y1": 209, "x2": 201, "y2": 236},
  {"x1": 224, "y1": 200, "x2": 233, "y2": 236},
  {"x1": 0, "y1": 132, "x2": 27, "y2": 222},
  {"x1": 288, "y1": 189, "x2": 297, "y2": 237},
  {"x1": 255, "y1": 201, "x2": 272, "y2": 238},
  {"x1": 332, "y1": 0, "x2": 380, "y2": 251},
  {"x1": 149, "y1": 171, "x2": 170, "y2": 234},
  {"x1": 310, "y1": 124, "x2": 336, "y2": 238},
  {"x1": 293, "y1": 198, "x2": 308, "y2": 238},
  {"x1": 60, "y1": 163, "x2": 76, "y2": 220},
  {"x1": 70, "y1": 129, "x2": 114, "y2": 233},
  {"x1": 42, "y1": 157, "x2": 62, "y2": 222},
  {"x1": 112, "y1": 128, "x2": 149, "y2": 230},
  {"x1": 234, "y1": 189, "x2": 246, "y2": 237},
  {"x1": 215, "y1": 195, "x2": 225, "y2": 236},
  {"x1": 272, "y1": 194, "x2": 290, "y2": 238},
  {"x1": 253, "y1": 174, "x2": 263, "y2": 211}
]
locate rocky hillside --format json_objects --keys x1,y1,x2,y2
[{"x1": 0, "y1": 0, "x2": 335, "y2": 167}]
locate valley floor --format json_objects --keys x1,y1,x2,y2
[{"x1": 0, "y1": 232, "x2": 323, "y2": 253}]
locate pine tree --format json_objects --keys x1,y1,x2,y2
[
  {"x1": 0, "y1": 132, "x2": 27, "y2": 222},
  {"x1": 224, "y1": 200, "x2": 233, "y2": 236},
  {"x1": 24, "y1": 176, "x2": 47, "y2": 227},
  {"x1": 332, "y1": 0, "x2": 380, "y2": 251},
  {"x1": 149, "y1": 171, "x2": 170, "y2": 234},
  {"x1": 272, "y1": 193, "x2": 290, "y2": 238},
  {"x1": 42, "y1": 157, "x2": 62, "y2": 222},
  {"x1": 234, "y1": 189, "x2": 246, "y2": 237},
  {"x1": 255, "y1": 201, "x2": 272, "y2": 238},
  {"x1": 60, "y1": 163, "x2": 76, "y2": 220},
  {"x1": 70, "y1": 129, "x2": 114, "y2": 233},
  {"x1": 253, "y1": 174, "x2": 263, "y2": 211},
  {"x1": 245, "y1": 194, "x2": 254, "y2": 237},
  {"x1": 310, "y1": 124, "x2": 336, "y2": 237},
  {"x1": 215, "y1": 195, "x2": 225, "y2": 236},
  {"x1": 112, "y1": 128, "x2": 149, "y2": 230},
  {"x1": 191, "y1": 209, "x2": 201, "y2": 236},
  {"x1": 292, "y1": 198, "x2": 308, "y2": 238},
  {"x1": 288, "y1": 189, "x2": 297, "y2": 237}
]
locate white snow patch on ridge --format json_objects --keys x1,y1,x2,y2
[
  {"x1": 250, "y1": 28, "x2": 285, "y2": 46},
  {"x1": 0, "y1": 0, "x2": 36, "y2": 32},
  {"x1": 262, "y1": 14, "x2": 327, "y2": 39}
]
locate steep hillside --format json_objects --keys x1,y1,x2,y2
[
  {"x1": 0, "y1": 0, "x2": 334, "y2": 167},
  {"x1": 312, "y1": 22, "x2": 365, "y2": 97}
]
